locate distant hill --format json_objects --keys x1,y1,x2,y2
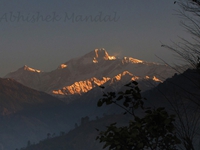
[
  {"x1": 143, "y1": 69, "x2": 200, "y2": 108},
  {"x1": 0, "y1": 77, "x2": 129, "y2": 150},
  {"x1": 143, "y1": 69, "x2": 200, "y2": 149},
  {"x1": 0, "y1": 78, "x2": 74, "y2": 150},
  {"x1": 0, "y1": 78, "x2": 64, "y2": 115},
  {"x1": 19, "y1": 114, "x2": 131, "y2": 150}
]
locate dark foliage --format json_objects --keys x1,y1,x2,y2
[{"x1": 96, "y1": 81, "x2": 181, "y2": 150}]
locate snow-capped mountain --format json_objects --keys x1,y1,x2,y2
[{"x1": 5, "y1": 48, "x2": 178, "y2": 97}]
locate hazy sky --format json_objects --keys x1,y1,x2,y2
[{"x1": 0, "y1": 0, "x2": 190, "y2": 77}]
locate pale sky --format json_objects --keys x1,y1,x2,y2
[{"x1": 0, "y1": 0, "x2": 190, "y2": 77}]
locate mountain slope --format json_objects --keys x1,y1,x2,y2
[
  {"x1": 0, "y1": 78, "x2": 65, "y2": 115},
  {"x1": 143, "y1": 69, "x2": 200, "y2": 149},
  {"x1": 143, "y1": 69, "x2": 200, "y2": 108},
  {"x1": 0, "y1": 78, "x2": 74, "y2": 150},
  {"x1": 19, "y1": 114, "x2": 131, "y2": 150}
]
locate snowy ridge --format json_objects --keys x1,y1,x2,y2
[
  {"x1": 52, "y1": 77, "x2": 110, "y2": 95},
  {"x1": 5, "y1": 48, "x2": 179, "y2": 97},
  {"x1": 58, "y1": 64, "x2": 67, "y2": 69},
  {"x1": 122, "y1": 57, "x2": 143, "y2": 64},
  {"x1": 23, "y1": 65, "x2": 41, "y2": 73},
  {"x1": 51, "y1": 71, "x2": 162, "y2": 96}
]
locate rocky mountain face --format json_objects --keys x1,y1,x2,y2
[{"x1": 5, "y1": 48, "x2": 178, "y2": 98}]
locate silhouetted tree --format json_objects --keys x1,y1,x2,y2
[
  {"x1": 163, "y1": 0, "x2": 200, "y2": 69},
  {"x1": 96, "y1": 81, "x2": 181, "y2": 150},
  {"x1": 47, "y1": 133, "x2": 51, "y2": 139},
  {"x1": 27, "y1": 140, "x2": 31, "y2": 147},
  {"x1": 60, "y1": 131, "x2": 65, "y2": 136},
  {"x1": 74, "y1": 123, "x2": 78, "y2": 128},
  {"x1": 162, "y1": 1, "x2": 200, "y2": 149},
  {"x1": 81, "y1": 116, "x2": 89, "y2": 125},
  {"x1": 52, "y1": 133, "x2": 56, "y2": 137}
]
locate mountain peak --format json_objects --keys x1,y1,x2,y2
[
  {"x1": 94, "y1": 48, "x2": 108, "y2": 59},
  {"x1": 94, "y1": 48, "x2": 116, "y2": 60},
  {"x1": 82, "y1": 48, "x2": 116, "y2": 64}
]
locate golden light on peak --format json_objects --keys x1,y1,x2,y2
[
  {"x1": 52, "y1": 77, "x2": 110, "y2": 96},
  {"x1": 93, "y1": 57, "x2": 98, "y2": 63},
  {"x1": 60, "y1": 64, "x2": 67, "y2": 69},
  {"x1": 152, "y1": 76, "x2": 162, "y2": 82},
  {"x1": 108, "y1": 56, "x2": 116, "y2": 60},
  {"x1": 131, "y1": 76, "x2": 139, "y2": 81},
  {"x1": 122, "y1": 57, "x2": 143, "y2": 64},
  {"x1": 24, "y1": 65, "x2": 41, "y2": 73}
]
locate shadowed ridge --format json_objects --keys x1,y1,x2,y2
[{"x1": 0, "y1": 78, "x2": 65, "y2": 115}]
